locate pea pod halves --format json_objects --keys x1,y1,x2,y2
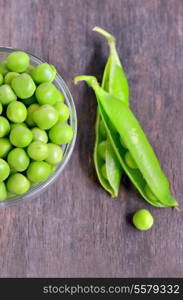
[
  {"x1": 93, "y1": 27, "x2": 129, "y2": 197},
  {"x1": 74, "y1": 75, "x2": 177, "y2": 208}
]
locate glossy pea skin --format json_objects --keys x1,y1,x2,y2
[
  {"x1": 0, "y1": 138, "x2": 12, "y2": 158},
  {"x1": 27, "y1": 141, "x2": 48, "y2": 161},
  {"x1": 31, "y1": 127, "x2": 48, "y2": 143},
  {"x1": 7, "y1": 173, "x2": 30, "y2": 195},
  {"x1": 45, "y1": 143, "x2": 63, "y2": 165},
  {"x1": 35, "y1": 83, "x2": 58, "y2": 105},
  {"x1": 50, "y1": 165, "x2": 56, "y2": 174},
  {"x1": 124, "y1": 151, "x2": 138, "y2": 169},
  {"x1": 54, "y1": 102, "x2": 70, "y2": 123},
  {"x1": 7, "y1": 51, "x2": 30, "y2": 72},
  {"x1": 0, "y1": 182, "x2": 7, "y2": 201},
  {"x1": 26, "y1": 103, "x2": 40, "y2": 127},
  {"x1": 97, "y1": 140, "x2": 107, "y2": 160},
  {"x1": 27, "y1": 161, "x2": 51, "y2": 182},
  {"x1": 132, "y1": 209, "x2": 154, "y2": 231},
  {"x1": 10, "y1": 125, "x2": 33, "y2": 147},
  {"x1": 56, "y1": 90, "x2": 64, "y2": 103},
  {"x1": 7, "y1": 101, "x2": 27, "y2": 123},
  {"x1": 0, "y1": 73, "x2": 3, "y2": 85},
  {"x1": 0, "y1": 158, "x2": 10, "y2": 181},
  {"x1": 8, "y1": 148, "x2": 30, "y2": 172},
  {"x1": 33, "y1": 104, "x2": 58, "y2": 130},
  {"x1": 4, "y1": 72, "x2": 19, "y2": 84},
  {"x1": 10, "y1": 122, "x2": 27, "y2": 130},
  {"x1": 0, "y1": 84, "x2": 17, "y2": 105},
  {"x1": 0, "y1": 61, "x2": 8, "y2": 76},
  {"x1": 32, "y1": 63, "x2": 56, "y2": 83},
  {"x1": 25, "y1": 64, "x2": 35, "y2": 75},
  {"x1": 0, "y1": 103, "x2": 2, "y2": 114},
  {"x1": 12, "y1": 73, "x2": 36, "y2": 99},
  {"x1": 49, "y1": 122, "x2": 73, "y2": 145},
  {"x1": 0, "y1": 116, "x2": 10, "y2": 137}
]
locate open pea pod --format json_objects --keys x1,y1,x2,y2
[
  {"x1": 74, "y1": 76, "x2": 177, "y2": 208},
  {"x1": 93, "y1": 27, "x2": 129, "y2": 197},
  {"x1": 94, "y1": 107, "x2": 121, "y2": 197}
]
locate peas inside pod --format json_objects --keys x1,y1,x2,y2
[
  {"x1": 74, "y1": 26, "x2": 177, "y2": 211},
  {"x1": 0, "y1": 51, "x2": 74, "y2": 201}
]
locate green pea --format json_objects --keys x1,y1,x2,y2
[
  {"x1": 25, "y1": 64, "x2": 35, "y2": 75},
  {"x1": 26, "y1": 103, "x2": 40, "y2": 127},
  {"x1": 132, "y1": 209, "x2": 154, "y2": 231},
  {"x1": 45, "y1": 143, "x2": 63, "y2": 165},
  {"x1": 7, "y1": 148, "x2": 30, "y2": 172},
  {"x1": 0, "y1": 138, "x2": 12, "y2": 158},
  {"x1": 7, "y1": 192, "x2": 16, "y2": 199},
  {"x1": 31, "y1": 127, "x2": 48, "y2": 143},
  {"x1": 97, "y1": 140, "x2": 107, "y2": 160},
  {"x1": 4, "y1": 72, "x2": 19, "y2": 84},
  {"x1": 0, "y1": 158, "x2": 10, "y2": 181},
  {"x1": 0, "y1": 103, "x2": 2, "y2": 114},
  {"x1": 10, "y1": 122, "x2": 27, "y2": 130},
  {"x1": 33, "y1": 104, "x2": 58, "y2": 130},
  {"x1": 54, "y1": 102, "x2": 70, "y2": 123},
  {"x1": 0, "y1": 116, "x2": 10, "y2": 137},
  {"x1": 0, "y1": 61, "x2": 8, "y2": 76},
  {"x1": 12, "y1": 73, "x2": 36, "y2": 99},
  {"x1": 27, "y1": 141, "x2": 48, "y2": 161},
  {"x1": 50, "y1": 165, "x2": 56, "y2": 174},
  {"x1": 10, "y1": 125, "x2": 33, "y2": 147},
  {"x1": 32, "y1": 63, "x2": 56, "y2": 83},
  {"x1": 27, "y1": 161, "x2": 51, "y2": 182},
  {"x1": 101, "y1": 163, "x2": 108, "y2": 180},
  {"x1": 0, "y1": 182, "x2": 7, "y2": 201},
  {"x1": 35, "y1": 82, "x2": 58, "y2": 105},
  {"x1": 99, "y1": 120, "x2": 106, "y2": 139},
  {"x1": 124, "y1": 151, "x2": 138, "y2": 169},
  {"x1": 56, "y1": 89, "x2": 64, "y2": 103},
  {"x1": 7, "y1": 173, "x2": 30, "y2": 195},
  {"x1": 7, "y1": 101, "x2": 27, "y2": 123},
  {"x1": 49, "y1": 122, "x2": 73, "y2": 145},
  {"x1": 145, "y1": 184, "x2": 158, "y2": 202},
  {"x1": 7, "y1": 51, "x2": 30, "y2": 72},
  {"x1": 0, "y1": 84, "x2": 17, "y2": 105},
  {"x1": 0, "y1": 73, "x2": 3, "y2": 86}
]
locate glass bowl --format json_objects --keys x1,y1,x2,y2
[{"x1": 0, "y1": 47, "x2": 77, "y2": 206}]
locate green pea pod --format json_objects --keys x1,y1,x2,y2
[
  {"x1": 93, "y1": 27, "x2": 129, "y2": 197},
  {"x1": 74, "y1": 75, "x2": 177, "y2": 208},
  {"x1": 94, "y1": 108, "x2": 121, "y2": 197},
  {"x1": 93, "y1": 26, "x2": 129, "y2": 104}
]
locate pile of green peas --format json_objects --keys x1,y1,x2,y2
[{"x1": 0, "y1": 51, "x2": 74, "y2": 201}]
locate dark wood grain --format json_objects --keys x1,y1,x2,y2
[{"x1": 0, "y1": 0, "x2": 182, "y2": 277}]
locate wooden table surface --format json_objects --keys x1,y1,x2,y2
[{"x1": 0, "y1": 0, "x2": 182, "y2": 278}]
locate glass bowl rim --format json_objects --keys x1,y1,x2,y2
[{"x1": 0, "y1": 46, "x2": 77, "y2": 207}]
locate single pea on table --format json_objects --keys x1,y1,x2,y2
[{"x1": 0, "y1": 51, "x2": 74, "y2": 201}]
